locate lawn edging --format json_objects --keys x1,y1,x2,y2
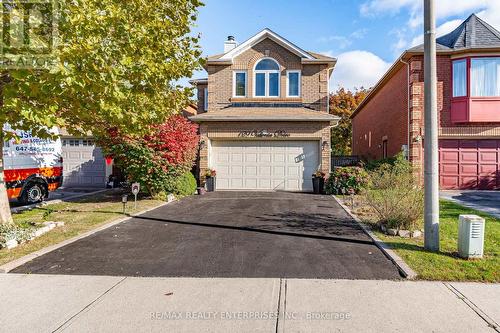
[
  {"x1": 0, "y1": 200, "x2": 171, "y2": 273},
  {"x1": 332, "y1": 195, "x2": 418, "y2": 279}
]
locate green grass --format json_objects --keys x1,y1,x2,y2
[
  {"x1": 374, "y1": 200, "x2": 499, "y2": 282},
  {"x1": 0, "y1": 191, "x2": 163, "y2": 266}
]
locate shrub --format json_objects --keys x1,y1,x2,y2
[
  {"x1": 364, "y1": 155, "x2": 423, "y2": 230},
  {"x1": 172, "y1": 172, "x2": 197, "y2": 196},
  {"x1": 102, "y1": 115, "x2": 199, "y2": 197},
  {"x1": 324, "y1": 167, "x2": 369, "y2": 195}
]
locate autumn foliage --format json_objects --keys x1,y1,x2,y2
[
  {"x1": 329, "y1": 88, "x2": 369, "y2": 156},
  {"x1": 103, "y1": 115, "x2": 199, "y2": 196}
]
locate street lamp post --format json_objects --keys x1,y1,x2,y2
[{"x1": 424, "y1": 0, "x2": 440, "y2": 251}]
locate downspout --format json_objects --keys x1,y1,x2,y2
[{"x1": 399, "y1": 58, "x2": 411, "y2": 161}]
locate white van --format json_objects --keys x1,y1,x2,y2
[{"x1": 3, "y1": 125, "x2": 63, "y2": 204}]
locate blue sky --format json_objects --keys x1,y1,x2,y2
[{"x1": 188, "y1": 0, "x2": 500, "y2": 91}]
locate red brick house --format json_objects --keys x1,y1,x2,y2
[
  {"x1": 190, "y1": 29, "x2": 339, "y2": 191},
  {"x1": 352, "y1": 14, "x2": 500, "y2": 190}
]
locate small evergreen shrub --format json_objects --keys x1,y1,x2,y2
[{"x1": 172, "y1": 172, "x2": 197, "y2": 196}]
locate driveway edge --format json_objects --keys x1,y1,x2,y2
[
  {"x1": 0, "y1": 201, "x2": 171, "y2": 274},
  {"x1": 332, "y1": 195, "x2": 418, "y2": 279}
]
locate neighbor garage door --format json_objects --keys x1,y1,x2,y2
[
  {"x1": 439, "y1": 139, "x2": 500, "y2": 190},
  {"x1": 62, "y1": 138, "x2": 106, "y2": 188},
  {"x1": 211, "y1": 140, "x2": 320, "y2": 191}
]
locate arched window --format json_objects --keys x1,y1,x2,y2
[{"x1": 254, "y1": 58, "x2": 280, "y2": 97}]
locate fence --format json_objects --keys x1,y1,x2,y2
[{"x1": 331, "y1": 155, "x2": 362, "y2": 168}]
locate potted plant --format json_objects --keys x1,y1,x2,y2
[
  {"x1": 205, "y1": 169, "x2": 217, "y2": 192},
  {"x1": 312, "y1": 170, "x2": 326, "y2": 194}
]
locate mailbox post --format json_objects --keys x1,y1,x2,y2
[{"x1": 131, "y1": 182, "x2": 140, "y2": 209}]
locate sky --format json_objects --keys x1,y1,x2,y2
[{"x1": 188, "y1": 0, "x2": 500, "y2": 91}]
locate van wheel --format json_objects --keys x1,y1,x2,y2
[{"x1": 19, "y1": 183, "x2": 46, "y2": 204}]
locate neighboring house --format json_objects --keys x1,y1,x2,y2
[
  {"x1": 190, "y1": 29, "x2": 339, "y2": 191},
  {"x1": 352, "y1": 14, "x2": 500, "y2": 190}
]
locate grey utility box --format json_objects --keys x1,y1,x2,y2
[{"x1": 458, "y1": 215, "x2": 485, "y2": 259}]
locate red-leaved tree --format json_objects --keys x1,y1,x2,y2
[{"x1": 102, "y1": 115, "x2": 199, "y2": 196}]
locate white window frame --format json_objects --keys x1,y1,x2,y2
[
  {"x1": 286, "y1": 70, "x2": 301, "y2": 97},
  {"x1": 233, "y1": 70, "x2": 247, "y2": 97},
  {"x1": 253, "y1": 57, "x2": 280, "y2": 98},
  {"x1": 203, "y1": 88, "x2": 208, "y2": 111}
]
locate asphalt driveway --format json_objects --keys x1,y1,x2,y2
[
  {"x1": 11, "y1": 192, "x2": 401, "y2": 279},
  {"x1": 441, "y1": 190, "x2": 500, "y2": 218}
]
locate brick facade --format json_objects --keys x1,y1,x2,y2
[
  {"x1": 202, "y1": 38, "x2": 330, "y2": 113},
  {"x1": 193, "y1": 31, "x2": 336, "y2": 189},
  {"x1": 352, "y1": 64, "x2": 409, "y2": 160},
  {"x1": 353, "y1": 53, "x2": 500, "y2": 185}
]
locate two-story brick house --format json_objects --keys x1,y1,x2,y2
[
  {"x1": 190, "y1": 29, "x2": 339, "y2": 191},
  {"x1": 352, "y1": 14, "x2": 500, "y2": 190}
]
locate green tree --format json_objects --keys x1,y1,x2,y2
[
  {"x1": 329, "y1": 87, "x2": 369, "y2": 156},
  {"x1": 0, "y1": 0, "x2": 204, "y2": 224}
]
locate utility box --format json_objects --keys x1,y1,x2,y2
[{"x1": 458, "y1": 215, "x2": 485, "y2": 259}]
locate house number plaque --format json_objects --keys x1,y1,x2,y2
[{"x1": 238, "y1": 130, "x2": 290, "y2": 138}]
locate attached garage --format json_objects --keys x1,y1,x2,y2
[
  {"x1": 439, "y1": 139, "x2": 500, "y2": 190},
  {"x1": 61, "y1": 138, "x2": 107, "y2": 188},
  {"x1": 211, "y1": 140, "x2": 320, "y2": 191}
]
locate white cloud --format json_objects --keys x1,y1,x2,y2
[
  {"x1": 361, "y1": 0, "x2": 500, "y2": 57},
  {"x1": 317, "y1": 29, "x2": 368, "y2": 50},
  {"x1": 328, "y1": 50, "x2": 391, "y2": 91},
  {"x1": 410, "y1": 19, "x2": 463, "y2": 47}
]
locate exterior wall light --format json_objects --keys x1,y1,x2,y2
[
  {"x1": 199, "y1": 139, "x2": 207, "y2": 149},
  {"x1": 322, "y1": 140, "x2": 329, "y2": 151}
]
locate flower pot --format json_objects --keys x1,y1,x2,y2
[
  {"x1": 312, "y1": 177, "x2": 324, "y2": 194},
  {"x1": 206, "y1": 176, "x2": 216, "y2": 192}
]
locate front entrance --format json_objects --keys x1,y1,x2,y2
[
  {"x1": 211, "y1": 140, "x2": 320, "y2": 191},
  {"x1": 439, "y1": 139, "x2": 500, "y2": 190}
]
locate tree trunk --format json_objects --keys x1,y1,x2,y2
[{"x1": 0, "y1": 137, "x2": 13, "y2": 224}]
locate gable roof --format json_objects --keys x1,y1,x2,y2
[
  {"x1": 352, "y1": 13, "x2": 500, "y2": 119},
  {"x1": 408, "y1": 14, "x2": 500, "y2": 53},
  {"x1": 206, "y1": 28, "x2": 336, "y2": 65}
]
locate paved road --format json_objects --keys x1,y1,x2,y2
[
  {"x1": 0, "y1": 274, "x2": 498, "y2": 332},
  {"x1": 441, "y1": 191, "x2": 500, "y2": 218},
  {"x1": 11, "y1": 192, "x2": 401, "y2": 279}
]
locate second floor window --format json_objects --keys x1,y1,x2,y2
[
  {"x1": 254, "y1": 58, "x2": 280, "y2": 97},
  {"x1": 471, "y1": 57, "x2": 500, "y2": 97},
  {"x1": 453, "y1": 57, "x2": 500, "y2": 98},
  {"x1": 287, "y1": 70, "x2": 301, "y2": 97},
  {"x1": 233, "y1": 71, "x2": 247, "y2": 97},
  {"x1": 452, "y1": 59, "x2": 467, "y2": 97}
]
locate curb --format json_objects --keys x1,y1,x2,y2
[
  {"x1": 10, "y1": 189, "x2": 110, "y2": 214},
  {"x1": 332, "y1": 195, "x2": 418, "y2": 280},
  {"x1": 0, "y1": 200, "x2": 172, "y2": 274}
]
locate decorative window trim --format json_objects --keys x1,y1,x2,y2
[
  {"x1": 286, "y1": 70, "x2": 301, "y2": 97},
  {"x1": 233, "y1": 70, "x2": 247, "y2": 97},
  {"x1": 253, "y1": 57, "x2": 280, "y2": 98},
  {"x1": 203, "y1": 88, "x2": 208, "y2": 111}
]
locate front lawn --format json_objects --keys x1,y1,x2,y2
[
  {"x1": 0, "y1": 190, "x2": 163, "y2": 266},
  {"x1": 344, "y1": 196, "x2": 499, "y2": 282}
]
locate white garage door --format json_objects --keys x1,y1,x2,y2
[
  {"x1": 62, "y1": 138, "x2": 106, "y2": 188},
  {"x1": 211, "y1": 140, "x2": 320, "y2": 191}
]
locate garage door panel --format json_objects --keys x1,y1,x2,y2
[
  {"x1": 460, "y1": 152, "x2": 478, "y2": 162},
  {"x1": 460, "y1": 164, "x2": 478, "y2": 175},
  {"x1": 441, "y1": 164, "x2": 459, "y2": 174},
  {"x1": 441, "y1": 151, "x2": 459, "y2": 162},
  {"x1": 440, "y1": 139, "x2": 500, "y2": 190},
  {"x1": 212, "y1": 140, "x2": 319, "y2": 191}
]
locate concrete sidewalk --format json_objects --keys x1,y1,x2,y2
[{"x1": 0, "y1": 274, "x2": 498, "y2": 332}]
